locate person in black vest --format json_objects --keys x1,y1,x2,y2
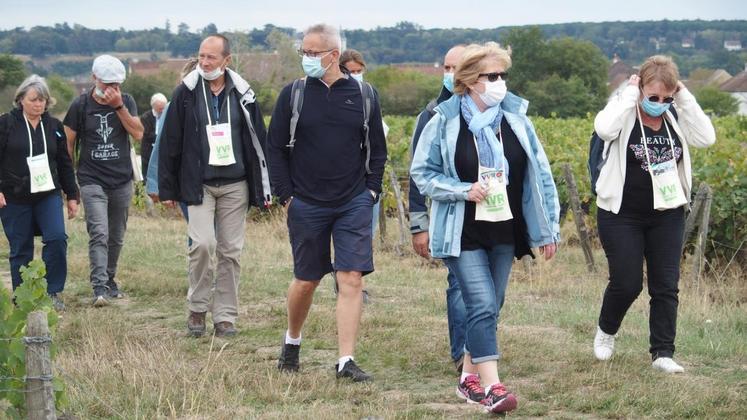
[
  {"x1": 0, "y1": 75, "x2": 79, "y2": 311},
  {"x1": 139, "y1": 92, "x2": 167, "y2": 182},
  {"x1": 159, "y1": 34, "x2": 271, "y2": 338},
  {"x1": 269, "y1": 23, "x2": 387, "y2": 382},
  {"x1": 64, "y1": 54, "x2": 143, "y2": 307}
]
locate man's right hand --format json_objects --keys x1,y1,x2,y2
[
  {"x1": 412, "y1": 231, "x2": 430, "y2": 259},
  {"x1": 0, "y1": 192, "x2": 6, "y2": 208},
  {"x1": 283, "y1": 197, "x2": 293, "y2": 211},
  {"x1": 162, "y1": 200, "x2": 176, "y2": 209}
]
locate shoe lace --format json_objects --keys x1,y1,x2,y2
[
  {"x1": 488, "y1": 383, "x2": 507, "y2": 397},
  {"x1": 463, "y1": 376, "x2": 484, "y2": 394}
]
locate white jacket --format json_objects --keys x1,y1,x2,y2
[{"x1": 594, "y1": 84, "x2": 716, "y2": 213}]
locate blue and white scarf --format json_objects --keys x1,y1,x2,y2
[{"x1": 460, "y1": 95, "x2": 509, "y2": 179}]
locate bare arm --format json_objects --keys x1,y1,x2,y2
[
  {"x1": 116, "y1": 107, "x2": 144, "y2": 141},
  {"x1": 64, "y1": 125, "x2": 77, "y2": 165}
]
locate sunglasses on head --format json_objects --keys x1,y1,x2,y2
[
  {"x1": 646, "y1": 94, "x2": 675, "y2": 104},
  {"x1": 479, "y1": 72, "x2": 508, "y2": 82}
]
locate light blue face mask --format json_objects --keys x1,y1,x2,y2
[
  {"x1": 641, "y1": 97, "x2": 671, "y2": 117},
  {"x1": 443, "y1": 72, "x2": 455, "y2": 93},
  {"x1": 350, "y1": 73, "x2": 364, "y2": 82},
  {"x1": 302, "y1": 52, "x2": 332, "y2": 79}
]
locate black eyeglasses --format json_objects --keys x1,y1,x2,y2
[
  {"x1": 646, "y1": 94, "x2": 675, "y2": 104},
  {"x1": 478, "y1": 72, "x2": 508, "y2": 82},
  {"x1": 298, "y1": 48, "x2": 333, "y2": 58}
]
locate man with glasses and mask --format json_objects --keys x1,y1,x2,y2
[
  {"x1": 159, "y1": 34, "x2": 272, "y2": 338},
  {"x1": 268, "y1": 23, "x2": 387, "y2": 382}
]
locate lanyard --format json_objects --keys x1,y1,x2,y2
[
  {"x1": 201, "y1": 80, "x2": 231, "y2": 126},
  {"x1": 23, "y1": 114, "x2": 47, "y2": 158},
  {"x1": 636, "y1": 106, "x2": 676, "y2": 171}
]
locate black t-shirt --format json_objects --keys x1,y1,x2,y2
[
  {"x1": 63, "y1": 92, "x2": 137, "y2": 188},
  {"x1": 621, "y1": 118, "x2": 683, "y2": 214},
  {"x1": 455, "y1": 115, "x2": 527, "y2": 251}
]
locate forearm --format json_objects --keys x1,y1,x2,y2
[{"x1": 118, "y1": 109, "x2": 144, "y2": 140}]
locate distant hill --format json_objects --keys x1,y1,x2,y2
[{"x1": 2, "y1": 20, "x2": 746, "y2": 76}]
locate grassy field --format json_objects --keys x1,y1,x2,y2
[{"x1": 1, "y1": 208, "x2": 745, "y2": 419}]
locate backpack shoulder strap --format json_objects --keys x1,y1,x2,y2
[
  {"x1": 75, "y1": 92, "x2": 88, "y2": 154},
  {"x1": 287, "y1": 78, "x2": 306, "y2": 151},
  {"x1": 359, "y1": 80, "x2": 375, "y2": 175}
]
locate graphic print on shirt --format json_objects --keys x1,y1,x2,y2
[
  {"x1": 91, "y1": 112, "x2": 120, "y2": 161},
  {"x1": 629, "y1": 133, "x2": 682, "y2": 172}
]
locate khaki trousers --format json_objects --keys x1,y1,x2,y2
[{"x1": 187, "y1": 181, "x2": 248, "y2": 324}]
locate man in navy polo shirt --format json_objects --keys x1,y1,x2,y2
[{"x1": 268, "y1": 23, "x2": 387, "y2": 382}]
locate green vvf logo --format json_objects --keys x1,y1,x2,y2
[
  {"x1": 216, "y1": 145, "x2": 231, "y2": 158},
  {"x1": 659, "y1": 184, "x2": 677, "y2": 201},
  {"x1": 485, "y1": 193, "x2": 506, "y2": 210},
  {"x1": 33, "y1": 173, "x2": 48, "y2": 185}
]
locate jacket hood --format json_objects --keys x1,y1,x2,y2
[{"x1": 182, "y1": 68, "x2": 256, "y2": 104}]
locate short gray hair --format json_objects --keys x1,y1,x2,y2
[
  {"x1": 150, "y1": 92, "x2": 168, "y2": 106},
  {"x1": 304, "y1": 23, "x2": 342, "y2": 50},
  {"x1": 14, "y1": 74, "x2": 55, "y2": 111}
]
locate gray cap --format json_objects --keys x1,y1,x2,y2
[{"x1": 92, "y1": 55, "x2": 126, "y2": 83}]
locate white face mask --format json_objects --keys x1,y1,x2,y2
[
  {"x1": 350, "y1": 73, "x2": 364, "y2": 82},
  {"x1": 478, "y1": 79, "x2": 507, "y2": 108},
  {"x1": 198, "y1": 65, "x2": 224, "y2": 81}
]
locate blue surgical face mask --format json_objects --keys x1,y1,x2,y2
[
  {"x1": 641, "y1": 96, "x2": 671, "y2": 117},
  {"x1": 350, "y1": 73, "x2": 364, "y2": 82},
  {"x1": 443, "y1": 72, "x2": 455, "y2": 93},
  {"x1": 302, "y1": 52, "x2": 332, "y2": 79}
]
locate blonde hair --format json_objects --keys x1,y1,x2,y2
[
  {"x1": 639, "y1": 55, "x2": 679, "y2": 91},
  {"x1": 453, "y1": 42, "x2": 512, "y2": 95}
]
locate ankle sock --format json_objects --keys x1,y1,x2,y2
[
  {"x1": 337, "y1": 355, "x2": 354, "y2": 371},
  {"x1": 285, "y1": 330, "x2": 301, "y2": 345}
]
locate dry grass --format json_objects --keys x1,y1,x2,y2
[{"x1": 1, "y1": 209, "x2": 745, "y2": 419}]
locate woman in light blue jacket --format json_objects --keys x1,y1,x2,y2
[{"x1": 410, "y1": 42, "x2": 559, "y2": 415}]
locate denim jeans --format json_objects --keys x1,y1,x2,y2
[
  {"x1": 445, "y1": 266, "x2": 466, "y2": 362},
  {"x1": 597, "y1": 208, "x2": 684, "y2": 359},
  {"x1": 0, "y1": 193, "x2": 67, "y2": 293},
  {"x1": 444, "y1": 244, "x2": 514, "y2": 363},
  {"x1": 80, "y1": 182, "x2": 133, "y2": 289}
]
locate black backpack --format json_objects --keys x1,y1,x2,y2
[{"x1": 588, "y1": 107, "x2": 678, "y2": 195}]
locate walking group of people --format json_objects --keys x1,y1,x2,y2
[{"x1": 0, "y1": 22, "x2": 715, "y2": 415}]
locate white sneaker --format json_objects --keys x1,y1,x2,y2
[
  {"x1": 652, "y1": 357, "x2": 684, "y2": 373},
  {"x1": 593, "y1": 326, "x2": 615, "y2": 360}
]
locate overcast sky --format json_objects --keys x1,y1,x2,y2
[{"x1": 1, "y1": 0, "x2": 746, "y2": 31}]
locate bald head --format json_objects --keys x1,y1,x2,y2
[{"x1": 444, "y1": 45, "x2": 466, "y2": 73}]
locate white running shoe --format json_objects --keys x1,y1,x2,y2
[
  {"x1": 593, "y1": 326, "x2": 616, "y2": 361},
  {"x1": 652, "y1": 357, "x2": 684, "y2": 373}
]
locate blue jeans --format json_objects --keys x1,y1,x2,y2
[
  {"x1": 446, "y1": 267, "x2": 467, "y2": 362},
  {"x1": 444, "y1": 244, "x2": 514, "y2": 363},
  {"x1": 0, "y1": 193, "x2": 68, "y2": 294}
]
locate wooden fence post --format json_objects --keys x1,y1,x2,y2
[
  {"x1": 388, "y1": 168, "x2": 408, "y2": 255},
  {"x1": 691, "y1": 184, "x2": 712, "y2": 287},
  {"x1": 24, "y1": 311, "x2": 56, "y2": 420},
  {"x1": 682, "y1": 182, "x2": 708, "y2": 255},
  {"x1": 562, "y1": 164, "x2": 595, "y2": 272}
]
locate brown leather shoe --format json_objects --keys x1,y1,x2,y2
[
  {"x1": 187, "y1": 311, "x2": 206, "y2": 337},
  {"x1": 213, "y1": 321, "x2": 237, "y2": 337}
]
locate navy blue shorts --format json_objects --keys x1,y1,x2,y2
[{"x1": 287, "y1": 189, "x2": 374, "y2": 281}]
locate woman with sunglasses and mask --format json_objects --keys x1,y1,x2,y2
[
  {"x1": 411, "y1": 42, "x2": 559, "y2": 414},
  {"x1": 592, "y1": 55, "x2": 715, "y2": 373}
]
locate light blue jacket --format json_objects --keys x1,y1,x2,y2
[
  {"x1": 145, "y1": 102, "x2": 169, "y2": 196},
  {"x1": 410, "y1": 93, "x2": 560, "y2": 258}
]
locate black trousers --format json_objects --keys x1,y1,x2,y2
[{"x1": 597, "y1": 207, "x2": 685, "y2": 359}]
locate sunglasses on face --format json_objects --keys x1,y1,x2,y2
[
  {"x1": 645, "y1": 94, "x2": 675, "y2": 104},
  {"x1": 479, "y1": 72, "x2": 508, "y2": 82}
]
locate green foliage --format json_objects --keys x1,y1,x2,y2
[
  {"x1": 695, "y1": 86, "x2": 739, "y2": 117},
  {"x1": 365, "y1": 67, "x2": 440, "y2": 116},
  {"x1": 121, "y1": 70, "x2": 177, "y2": 115},
  {"x1": 46, "y1": 74, "x2": 75, "y2": 117},
  {"x1": 0, "y1": 54, "x2": 26, "y2": 90},
  {"x1": 0, "y1": 260, "x2": 65, "y2": 418}
]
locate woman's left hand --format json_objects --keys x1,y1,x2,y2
[
  {"x1": 67, "y1": 199, "x2": 79, "y2": 219},
  {"x1": 539, "y1": 243, "x2": 557, "y2": 261}
]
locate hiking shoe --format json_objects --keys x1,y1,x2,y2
[
  {"x1": 278, "y1": 340, "x2": 301, "y2": 372},
  {"x1": 594, "y1": 326, "x2": 616, "y2": 360},
  {"x1": 335, "y1": 360, "x2": 372, "y2": 382},
  {"x1": 92, "y1": 287, "x2": 110, "y2": 307},
  {"x1": 482, "y1": 383, "x2": 518, "y2": 414},
  {"x1": 652, "y1": 357, "x2": 684, "y2": 373},
  {"x1": 456, "y1": 374, "x2": 485, "y2": 404},
  {"x1": 49, "y1": 293, "x2": 65, "y2": 312},
  {"x1": 213, "y1": 321, "x2": 237, "y2": 337},
  {"x1": 106, "y1": 279, "x2": 124, "y2": 299},
  {"x1": 187, "y1": 311, "x2": 206, "y2": 337}
]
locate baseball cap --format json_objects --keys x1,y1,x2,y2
[{"x1": 92, "y1": 55, "x2": 126, "y2": 84}]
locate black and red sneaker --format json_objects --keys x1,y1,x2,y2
[
  {"x1": 482, "y1": 383, "x2": 517, "y2": 414},
  {"x1": 456, "y1": 374, "x2": 486, "y2": 404}
]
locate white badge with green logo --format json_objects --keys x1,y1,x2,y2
[
  {"x1": 637, "y1": 109, "x2": 687, "y2": 210},
  {"x1": 202, "y1": 80, "x2": 236, "y2": 167},
  {"x1": 475, "y1": 166, "x2": 513, "y2": 222},
  {"x1": 24, "y1": 115, "x2": 55, "y2": 193}
]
